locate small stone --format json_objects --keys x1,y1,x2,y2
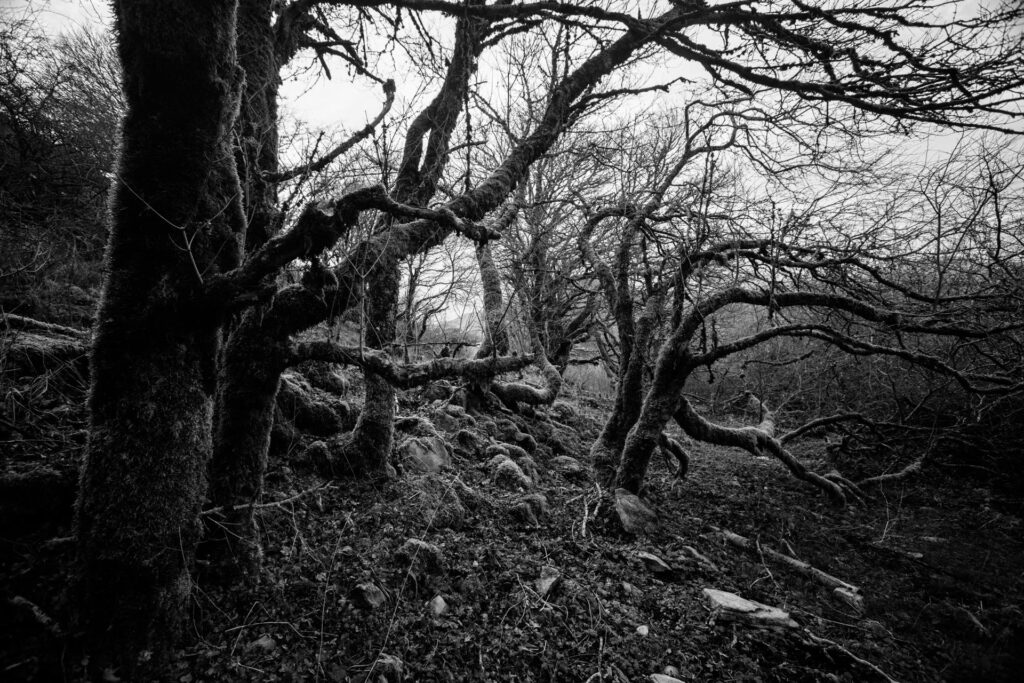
[
  {"x1": 650, "y1": 674, "x2": 684, "y2": 683},
  {"x1": 373, "y1": 653, "x2": 404, "y2": 682},
  {"x1": 662, "y1": 665, "x2": 681, "y2": 677},
  {"x1": 249, "y1": 634, "x2": 276, "y2": 652},
  {"x1": 500, "y1": 442, "x2": 531, "y2": 461},
  {"x1": 615, "y1": 488, "x2": 657, "y2": 535},
  {"x1": 396, "y1": 538, "x2": 444, "y2": 575},
  {"x1": 351, "y1": 582, "x2": 388, "y2": 611},
  {"x1": 636, "y1": 625, "x2": 649, "y2": 636},
  {"x1": 427, "y1": 595, "x2": 448, "y2": 616},
  {"x1": 535, "y1": 566, "x2": 561, "y2": 598},
  {"x1": 637, "y1": 551, "x2": 674, "y2": 577},
  {"x1": 454, "y1": 429, "x2": 486, "y2": 456}
]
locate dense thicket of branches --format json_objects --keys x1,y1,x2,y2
[{"x1": 2, "y1": 0, "x2": 1023, "y2": 678}]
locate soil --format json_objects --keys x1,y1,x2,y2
[{"x1": 2, "y1": 379, "x2": 1023, "y2": 682}]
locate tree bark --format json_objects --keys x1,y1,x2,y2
[{"x1": 74, "y1": 0, "x2": 243, "y2": 675}]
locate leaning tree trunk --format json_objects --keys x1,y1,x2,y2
[
  {"x1": 74, "y1": 0, "x2": 243, "y2": 675},
  {"x1": 474, "y1": 240, "x2": 510, "y2": 358}
]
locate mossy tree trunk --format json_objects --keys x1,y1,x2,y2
[
  {"x1": 204, "y1": 0, "x2": 284, "y2": 583},
  {"x1": 74, "y1": 0, "x2": 244, "y2": 675}
]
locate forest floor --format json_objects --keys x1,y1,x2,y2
[{"x1": 2, "y1": 377, "x2": 1024, "y2": 682}]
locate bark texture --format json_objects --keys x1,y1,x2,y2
[{"x1": 74, "y1": 0, "x2": 244, "y2": 674}]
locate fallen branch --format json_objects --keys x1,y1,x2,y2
[
  {"x1": 716, "y1": 527, "x2": 864, "y2": 612},
  {"x1": 857, "y1": 457, "x2": 924, "y2": 488},
  {"x1": 202, "y1": 483, "x2": 335, "y2": 517}
]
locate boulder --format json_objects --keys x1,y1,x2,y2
[
  {"x1": 493, "y1": 457, "x2": 531, "y2": 490},
  {"x1": 399, "y1": 436, "x2": 451, "y2": 473}
]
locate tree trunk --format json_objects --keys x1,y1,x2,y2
[
  {"x1": 474, "y1": 241, "x2": 510, "y2": 358},
  {"x1": 74, "y1": 0, "x2": 243, "y2": 675},
  {"x1": 592, "y1": 293, "x2": 662, "y2": 483},
  {"x1": 203, "y1": 0, "x2": 282, "y2": 582},
  {"x1": 325, "y1": 261, "x2": 401, "y2": 477},
  {"x1": 614, "y1": 337, "x2": 692, "y2": 493}
]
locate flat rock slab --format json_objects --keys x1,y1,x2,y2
[{"x1": 703, "y1": 588, "x2": 798, "y2": 629}]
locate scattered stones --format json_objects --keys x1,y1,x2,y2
[
  {"x1": 427, "y1": 595, "x2": 448, "y2": 616},
  {"x1": 398, "y1": 436, "x2": 451, "y2": 473},
  {"x1": 351, "y1": 582, "x2": 388, "y2": 611},
  {"x1": 396, "y1": 538, "x2": 444, "y2": 575},
  {"x1": 615, "y1": 488, "x2": 657, "y2": 535},
  {"x1": 703, "y1": 588, "x2": 798, "y2": 629},
  {"x1": 535, "y1": 566, "x2": 561, "y2": 599},
  {"x1": 492, "y1": 457, "x2": 531, "y2": 490}
]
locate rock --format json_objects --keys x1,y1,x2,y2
[
  {"x1": 351, "y1": 582, "x2": 388, "y2": 611},
  {"x1": 484, "y1": 444, "x2": 510, "y2": 460},
  {"x1": 421, "y1": 381, "x2": 453, "y2": 402},
  {"x1": 302, "y1": 440, "x2": 330, "y2": 470},
  {"x1": 661, "y1": 665, "x2": 681, "y2": 677},
  {"x1": 552, "y1": 455, "x2": 586, "y2": 480},
  {"x1": 372, "y1": 653, "x2": 404, "y2": 683},
  {"x1": 396, "y1": 538, "x2": 444, "y2": 575},
  {"x1": 394, "y1": 416, "x2": 441, "y2": 438},
  {"x1": 615, "y1": 488, "x2": 657, "y2": 535},
  {"x1": 637, "y1": 551, "x2": 674, "y2": 577},
  {"x1": 427, "y1": 595, "x2": 448, "y2": 616},
  {"x1": 515, "y1": 455, "x2": 540, "y2": 482},
  {"x1": 535, "y1": 566, "x2": 561, "y2": 598},
  {"x1": 493, "y1": 457, "x2": 531, "y2": 490},
  {"x1": 429, "y1": 410, "x2": 460, "y2": 432},
  {"x1": 511, "y1": 493, "x2": 549, "y2": 526},
  {"x1": 636, "y1": 625, "x2": 649, "y2": 636},
  {"x1": 551, "y1": 401, "x2": 577, "y2": 421},
  {"x1": 702, "y1": 588, "x2": 798, "y2": 629},
  {"x1": 650, "y1": 675, "x2": 684, "y2": 683},
  {"x1": 511, "y1": 431, "x2": 537, "y2": 454},
  {"x1": 407, "y1": 475, "x2": 467, "y2": 529},
  {"x1": 454, "y1": 429, "x2": 486, "y2": 457},
  {"x1": 500, "y1": 442, "x2": 531, "y2": 461},
  {"x1": 399, "y1": 436, "x2": 451, "y2": 473},
  {"x1": 248, "y1": 634, "x2": 276, "y2": 652}
]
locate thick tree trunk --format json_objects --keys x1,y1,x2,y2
[{"x1": 74, "y1": 0, "x2": 243, "y2": 675}]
